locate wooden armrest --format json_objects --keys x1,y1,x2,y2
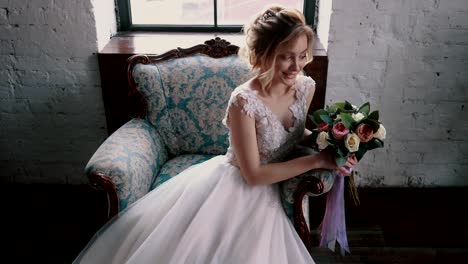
[
  {"x1": 88, "y1": 172, "x2": 119, "y2": 220},
  {"x1": 294, "y1": 175, "x2": 323, "y2": 253}
]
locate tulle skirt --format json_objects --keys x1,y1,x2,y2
[{"x1": 74, "y1": 155, "x2": 314, "y2": 264}]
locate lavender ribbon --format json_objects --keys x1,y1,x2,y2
[{"x1": 319, "y1": 169, "x2": 351, "y2": 255}]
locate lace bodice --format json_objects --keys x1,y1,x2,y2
[{"x1": 222, "y1": 75, "x2": 316, "y2": 164}]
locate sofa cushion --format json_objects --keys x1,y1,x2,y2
[
  {"x1": 133, "y1": 55, "x2": 253, "y2": 157},
  {"x1": 150, "y1": 154, "x2": 216, "y2": 189}
]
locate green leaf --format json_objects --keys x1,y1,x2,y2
[
  {"x1": 368, "y1": 110, "x2": 379, "y2": 121},
  {"x1": 327, "y1": 104, "x2": 337, "y2": 113},
  {"x1": 336, "y1": 104, "x2": 355, "y2": 114},
  {"x1": 336, "y1": 142, "x2": 349, "y2": 156},
  {"x1": 358, "y1": 102, "x2": 370, "y2": 115},
  {"x1": 344, "y1": 101, "x2": 354, "y2": 111},
  {"x1": 314, "y1": 109, "x2": 328, "y2": 116},
  {"x1": 308, "y1": 114, "x2": 321, "y2": 126},
  {"x1": 355, "y1": 147, "x2": 367, "y2": 161},
  {"x1": 320, "y1": 114, "x2": 333, "y2": 125},
  {"x1": 312, "y1": 109, "x2": 328, "y2": 125},
  {"x1": 332, "y1": 102, "x2": 347, "y2": 109},
  {"x1": 366, "y1": 138, "x2": 384, "y2": 150},
  {"x1": 339, "y1": 112, "x2": 355, "y2": 129},
  {"x1": 333, "y1": 102, "x2": 354, "y2": 114},
  {"x1": 336, "y1": 145, "x2": 345, "y2": 156},
  {"x1": 335, "y1": 155, "x2": 347, "y2": 167}
]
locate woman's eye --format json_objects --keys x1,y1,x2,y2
[{"x1": 280, "y1": 54, "x2": 306, "y2": 61}]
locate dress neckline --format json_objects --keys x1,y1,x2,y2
[{"x1": 244, "y1": 82, "x2": 300, "y2": 133}]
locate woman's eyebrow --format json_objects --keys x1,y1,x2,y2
[{"x1": 284, "y1": 48, "x2": 308, "y2": 55}]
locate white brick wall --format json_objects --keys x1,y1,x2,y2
[
  {"x1": 326, "y1": 0, "x2": 468, "y2": 186},
  {"x1": 2, "y1": 0, "x2": 466, "y2": 187},
  {"x1": 92, "y1": 0, "x2": 117, "y2": 52},
  {"x1": 0, "y1": 0, "x2": 115, "y2": 184}
]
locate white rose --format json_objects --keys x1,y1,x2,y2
[
  {"x1": 373, "y1": 124, "x2": 386, "y2": 140},
  {"x1": 345, "y1": 133, "x2": 360, "y2": 152},
  {"x1": 316, "y1": 131, "x2": 330, "y2": 150},
  {"x1": 352, "y1": 112, "x2": 365, "y2": 122}
]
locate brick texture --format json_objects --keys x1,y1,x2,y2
[
  {"x1": 2, "y1": 0, "x2": 466, "y2": 187},
  {"x1": 0, "y1": 0, "x2": 115, "y2": 184},
  {"x1": 326, "y1": 0, "x2": 468, "y2": 186}
]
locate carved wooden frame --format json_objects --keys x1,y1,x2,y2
[
  {"x1": 89, "y1": 37, "x2": 325, "y2": 251},
  {"x1": 88, "y1": 172, "x2": 119, "y2": 218}
]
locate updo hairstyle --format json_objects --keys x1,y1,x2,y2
[{"x1": 240, "y1": 5, "x2": 314, "y2": 89}]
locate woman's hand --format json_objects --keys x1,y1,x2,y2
[
  {"x1": 337, "y1": 155, "x2": 358, "y2": 176},
  {"x1": 316, "y1": 150, "x2": 358, "y2": 176},
  {"x1": 316, "y1": 148, "x2": 339, "y2": 170}
]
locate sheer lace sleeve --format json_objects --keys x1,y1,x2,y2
[
  {"x1": 296, "y1": 75, "x2": 316, "y2": 104},
  {"x1": 222, "y1": 86, "x2": 266, "y2": 164},
  {"x1": 222, "y1": 87, "x2": 261, "y2": 128}
]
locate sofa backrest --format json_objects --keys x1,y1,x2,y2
[{"x1": 132, "y1": 53, "x2": 252, "y2": 156}]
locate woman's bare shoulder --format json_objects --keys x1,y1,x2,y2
[
  {"x1": 238, "y1": 77, "x2": 258, "y2": 92},
  {"x1": 231, "y1": 78, "x2": 259, "y2": 99}
]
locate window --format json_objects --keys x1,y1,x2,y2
[{"x1": 116, "y1": 0, "x2": 318, "y2": 32}]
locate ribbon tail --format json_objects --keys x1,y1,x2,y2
[{"x1": 319, "y1": 171, "x2": 351, "y2": 255}]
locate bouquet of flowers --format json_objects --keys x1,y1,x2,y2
[
  {"x1": 308, "y1": 101, "x2": 386, "y2": 167},
  {"x1": 306, "y1": 101, "x2": 386, "y2": 255}
]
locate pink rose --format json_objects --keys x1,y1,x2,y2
[
  {"x1": 317, "y1": 122, "x2": 330, "y2": 132},
  {"x1": 356, "y1": 123, "x2": 374, "y2": 143},
  {"x1": 332, "y1": 122, "x2": 349, "y2": 140}
]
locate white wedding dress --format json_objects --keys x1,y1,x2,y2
[{"x1": 74, "y1": 76, "x2": 316, "y2": 264}]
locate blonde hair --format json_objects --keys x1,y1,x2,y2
[{"x1": 240, "y1": 5, "x2": 314, "y2": 89}]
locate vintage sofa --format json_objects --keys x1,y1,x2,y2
[{"x1": 85, "y1": 37, "x2": 334, "y2": 251}]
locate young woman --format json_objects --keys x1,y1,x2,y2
[{"x1": 74, "y1": 5, "x2": 357, "y2": 264}]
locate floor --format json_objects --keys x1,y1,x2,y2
[{"x1": 3, "y1": 184, "x2": 468, "y2": 263}]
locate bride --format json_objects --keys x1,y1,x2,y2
[{"x1": 74, "y1": 5, "x2": 357, "y2": 264}]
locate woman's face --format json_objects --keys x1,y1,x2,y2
[{"x1": 272, "y1": 34, "x2": 309, "y2": 89}]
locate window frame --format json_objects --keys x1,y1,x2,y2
[{"x1": 116, "y1": 0, "x2": 318, "y2": 32}]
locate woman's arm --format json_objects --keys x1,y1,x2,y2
[{"x1": 228, "y1": 101, "x2": 331, "y2": 186}]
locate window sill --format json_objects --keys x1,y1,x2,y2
[{"x1": 100, "y1": 31, "x2": 327, "y2": 56}]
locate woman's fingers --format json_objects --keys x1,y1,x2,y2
[
  {"x1": 335, "y1": 155, "x2": 358, "y2": 176},
  {"x1": 344, "y1": 160, "x2": 354, "y2": 168},
  {"x1": 347, "y1": 156, "x2": 357, "y2": 166},
  {"x1": 337, "y1": 166, "x2": 350, "y2": 175}
]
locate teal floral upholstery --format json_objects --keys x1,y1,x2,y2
[
  {"x1": 85, "y1": 118, "x2": 168, "y2": 210},
  {"x1": 133, "y1": 55, "x2": 253, "y2": 157},
  {"x1": 86, "y1": 52, "x2": 332, "y2": 223},
  {"x1": 150, "y1": 154, "x2": 215, "y2": 189},
  {"x1": 86, "y1": 54, "x2": 253, "y2": 212}
]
